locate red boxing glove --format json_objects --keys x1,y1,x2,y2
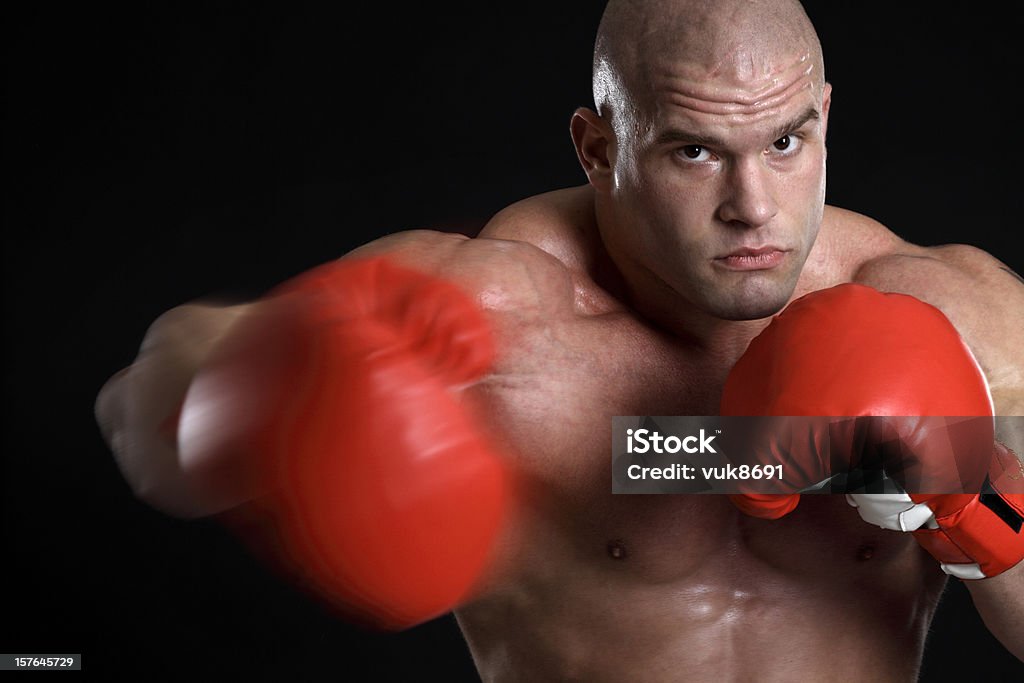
[
  {"x1": 849, "y1": 441, "x2": 1024, "y2": 579},
  {"x1": 179, "y1": 257, "x2": 511, "y2": 628},
  {"x1": 720, "y1": 283, "x2": 1024, "y2": 579}
]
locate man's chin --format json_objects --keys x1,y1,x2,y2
[
  {"x1": 712, "y1": 299, "x2": 788, "y2": 321},
  {"x1": 702, "y1": 275, "x2": 796, "y2": 321}
]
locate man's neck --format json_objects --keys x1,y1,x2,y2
[
  {"x1": 579, "y1": 204, "x2": 773, "y2": 357},
  {"x1": 610, "y1": 255, "x2": 773, "y2": 359}
]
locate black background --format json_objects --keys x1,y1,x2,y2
[{"x1": 4, "y1": 1, "x2": 1023, "y2": 680}]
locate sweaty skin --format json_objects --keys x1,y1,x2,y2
[
  {"x1": 339, "y1": 189, "x2": 1022, "y2": 682},
  {"x1": 95, "y1": 0, "x2": 1024, "y2": 680}
]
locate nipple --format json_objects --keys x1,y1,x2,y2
[
  {"x1": 607, "y1": 540, "x2": 628, "y2": 560},
  {"x1": 856, "y1": 544, "x2": 875, "y2": 562}
]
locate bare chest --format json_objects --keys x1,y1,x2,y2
[
  {"x1": 466, "y1": 308, "x2": 920, "y2": 585},
  {"x1": 470, "y1": 307, "x2": 711, "y2": 487}
]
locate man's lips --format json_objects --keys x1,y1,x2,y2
[{"x1": 714, "y1": 246, "x2": 789, "y2": 271}]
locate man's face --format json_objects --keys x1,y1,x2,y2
[{"x1": 600, "y1": 61, "x2": 831, "y2": 322}]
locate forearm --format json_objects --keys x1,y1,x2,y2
[
  {"x1": 95, "y1": 300, "x2": 259, "y2": 517},
  {"x1": 966, "y1": 415, "x2": 1024, "y2": 660},
  {"x1": 966, "y1": 560, "x2": 1024, "y2": 660}
]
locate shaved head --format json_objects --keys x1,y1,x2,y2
[
  {"x1": 572, "y1": 0, "x2": 833, "y2": 327},
  {"x1": 594, "y1": 0, "x2": 824, "y2": 136}
]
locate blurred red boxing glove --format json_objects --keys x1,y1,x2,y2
[
  {"x1": 720, "y1": 283, "x2": 1024, "y2": 579},
  {"x1": 178, "y1": 257, "x2": 511, "y2": 628}
]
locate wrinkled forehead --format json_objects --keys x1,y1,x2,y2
[{"x1": 644, "y1": 47, "x2": 819, "y2": 123}]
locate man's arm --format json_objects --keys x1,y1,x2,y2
[
  {"x1": 854, "y1": 242, "x2": 1024, "y2": 660},
  {"x1": 95, "y1": 301, "x2": 257, "y2": 517},
  {"x1": 94, "y1": 223, "x2": 578, "y2": 621},
  {"x1": 95, "y1": 229, "x2": 480, "y2": 517}
]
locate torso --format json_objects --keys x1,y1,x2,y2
[{"x1": 348, "y1": 187, "x2": 953, "y2": 682}]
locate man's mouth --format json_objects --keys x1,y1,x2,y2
[{"x1": 714, "y1": 246, "x2": 789, "y2": 271}]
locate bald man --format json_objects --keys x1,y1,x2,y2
[{"x1": 96, "y1": 1, "x2": 1024, "y2": 681}]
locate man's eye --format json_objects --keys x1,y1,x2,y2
[
  {"x1": 678, "y1": 145, "x2": 712, "y2": 162},
  {"x1": 770, "y1": 135, "x2": 800, "y2": 154}
]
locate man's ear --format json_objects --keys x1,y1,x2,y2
[
  {"x1": 821, "y1": 82, "x2": 832, "y2": 143},
  {"x1": 570, "y1": 107, "x2": 614, "y2": 193}
]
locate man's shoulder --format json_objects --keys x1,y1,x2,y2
[
  {"x1": 823, "y1": 206, "x2": 1023, "y2": 407},
  {"x1": 819, "y1": 205, "x2": 1017, "y2": 291},
  {"x1": 344, "y1": 219, "x2": 582, "y2": 317},
  {"x1": 850, "y1": 237, "x2": 1022, "y2": 356},
  {"x1": 821, "y1": 203, "x2": 1016, "y2": 297},
  {"x1": 479, "y1": 186, "x2": 598, "y2": 272},
  {"x1": 347, "y1": 185, "x2": 594, "y2": 270}
]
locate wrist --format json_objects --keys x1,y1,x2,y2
[{"x1": 913, "y1": 442, "x2": 1024, "y2": 580}]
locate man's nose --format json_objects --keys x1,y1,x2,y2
[{"x1": 716, "y1": 158, "x2": 779, "y2": 229}]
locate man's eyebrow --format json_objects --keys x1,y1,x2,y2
[
  {"x1": 653, "y1": 128, "x2": 727, "y2": 149},
  {"x1": 768, "y1": 106, "x2": 820, "y2": 142},
  {"x1": 653, "y1": 106, "x2": 821, "y2": 149}
]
